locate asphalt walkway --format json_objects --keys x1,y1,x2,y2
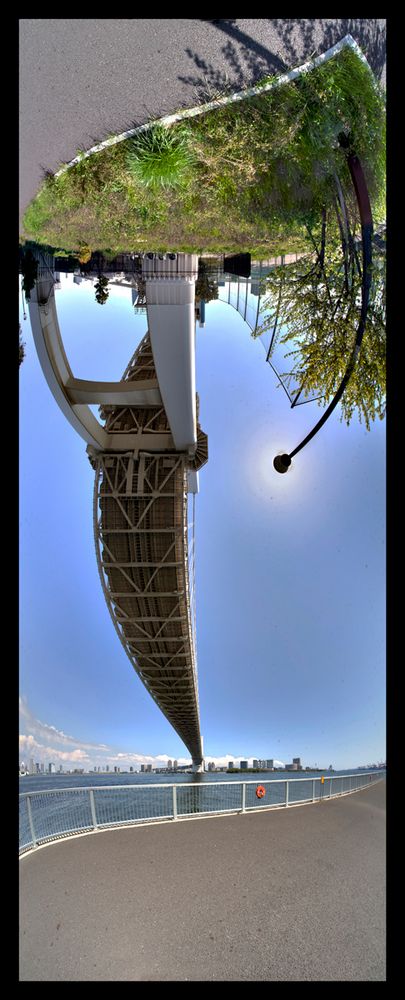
[
  {"x1": 19, "y1": 779, "x2": 386, "y2": 981},
  {"x1": 19, "y1": 19, "x2": 385, "y2": 231}
]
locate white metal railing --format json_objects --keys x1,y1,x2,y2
[{"x1": 19, "y1": 771, "x2": 385, "y2": 855}]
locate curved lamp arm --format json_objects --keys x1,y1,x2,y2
[{"x1": 274, "y1": 137, "x2": 373, "y2": 473}]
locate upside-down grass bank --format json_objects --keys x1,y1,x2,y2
[{"x1": 22, "y1": 46, "x2": 385, "y2": 256}]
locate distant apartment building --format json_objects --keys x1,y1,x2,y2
[
  {"x1": 293, "y1": 758, "x2": 302, "y2": 769},
  {"x1": 140, "y1": 764, "x2": 145, "y2": 772},
  {"x1": 207, "y1": 761, "x2": 216, "y2": 771},
  {"x1": 173, "y1": 760, "x2": 178, "y2": 770},
  {"x1": 167, "y1": 760, "x2": 172, "y2": 770},
  {"x1": 253, "y1": 759, "x2": 259, "y2": 769},
  {"x1": 106, "y1": 765, "x2": 109, "y2": 772},
  {"x1": 48, "y1": 763, "x2": 56, "y2": 774},
  {"x1": 35, "y1": 762, "x2": 40, "y2": 774},
  {"x1": 145, "y1": 764, "x2": 152, "y2": 773},
  {"x1": 129, "y1": 766, "x2": 134, "y2": 772},
  {"x1": 240, "y1": 761, "x2": 248, "y2": 770},
  {"x1": 228, "y1": 761, "x2": 234, "y2": 769},
  {"x1": 59, "y1": 765, "x2": 63, "y2": 773},
  {"x1": 266, "y1": 760, "x2": 274, "y2": 769},
  {"x1": 29, "y1": 758, "x2": 35, "y2": 775}
]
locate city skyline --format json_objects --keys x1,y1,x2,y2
[{"x1": 19, "y1": 276, "x2": 385, "y2": 772}]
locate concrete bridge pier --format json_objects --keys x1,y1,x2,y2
[{"x1": 191, "y1": 761, "x2": 205, "y2": 773}]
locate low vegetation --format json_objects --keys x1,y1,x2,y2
[{"x1": 22, "y1": 46, "x2": 385, "y2": 257}]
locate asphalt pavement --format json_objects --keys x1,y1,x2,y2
[
  {"x1": 19, "y1": 779, "x2": 386, "y2": 981},
  {"x1": 19, "y1": 19, "x2": 386, "y2": 231}
]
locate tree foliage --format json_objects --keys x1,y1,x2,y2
[
  {"x1": 19, "y1": 324, "x2": 26, "y2": 367},
  {"x1": 94, "y1": 274, "x2": 109, "y2": 305},
  {"x1": 195, "y1": 263, "x2": 219, "y2": 303},
  {"x1": 78, "y1": 244, "x2": 92, "y2": 264},
  {"x1": 20, "y1": 249, "x2": 38, "y2": 300},
  {"x1": 255, "y1": 210, "x2": 386, "y2": 430}
]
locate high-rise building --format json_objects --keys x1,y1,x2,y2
[
  {"x1": 129, "y1": 766, "x2": 134, "y2": 772},
  {"x1": 266, "y1": 760, "x2": 274, "y2": 769},
  {"x1": 173, "y1": 760, "x2": 178, "y2": 770},
  {"x1": 48, "y1": 763, "x2": 56, "y2": 773},
  {"x1": 228, "y1": 761, "x2": 234, "y2": 769},
  {"x1": 29, "y1": 758, "x2": 35, "y2": 775},
  {"x1": 106, "y1": 765, "x2": 109, "y2": 772},
  {"x1": 35, "y1": 762, "x2": 40, "y2": 774},
  {"x1": 140, "y1": 764, "x2": 145, "y2": 772},
  {"x1": 253, "y1": 759, "x2": 259, "y2": 768},
  {"x1": 167, "y1": 760, "x2": 172, "y2": 770},
  {"x1": 145, "y1": 764, "x2": 152, "y2": 772},
  {"x1": 59, "y1": 765, "x2": 63, "y2": 773},
  {"x1": 40, "y1": 763, "x2": 44, "y2": 773},
  {"x1": 240, "y1": 761, "x2": 248, "y2": 770}
]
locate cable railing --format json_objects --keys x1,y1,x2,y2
[{"x1": 19, "y1": 771, "x2": 385, "y2": 855}]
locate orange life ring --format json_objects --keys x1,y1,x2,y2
[{"x1": 256, "y1": 785, "x2": 266, "y2": 799}]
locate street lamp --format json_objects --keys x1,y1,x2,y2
[{"x1": 273, "y1": 136, "x2": 374, "y2": 474}]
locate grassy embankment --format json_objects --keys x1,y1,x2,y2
[{"x1": 22, "y1": 47, "x2": 385, "y2": 257}]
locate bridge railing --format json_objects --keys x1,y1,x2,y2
[{"x1": 19, "y1": 771, "x2": 385, "y2": 855}]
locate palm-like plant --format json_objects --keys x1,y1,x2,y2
[{"x1": 126, "y1": 124, "x2": 194, "y2": 190}]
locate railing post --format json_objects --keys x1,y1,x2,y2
[
  {"x1": 330, "y1": 777, "x2": 333, "y2": 798},
  {"x1": 349, "y1": 775, "x2": 352, "y2": 793},
  {"x1": 241, "y1": 783, "x2": 246, "y2": 813},
  {"x1": 89, "y1": 789, "x2": 98, "y2": 830},
  {"x1": 285, "y1": 781, "x2": 289, "y2": 807},
  {"x1": 26, "y1": 795, "x2": 37, "y2": 847},
  {"x1": 172, "y1": 785, "x2": 178, "y2": 820},
  {"x1": 312, "y1": 779, "x2": 316, "y2": 803}
]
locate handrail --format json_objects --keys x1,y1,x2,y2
[
  {"x1": 19, "y1": 770, "x2": 384, "y2": 797},
  {"x1": 19, "y1": 771, "x2": 385, "y2": 856}
]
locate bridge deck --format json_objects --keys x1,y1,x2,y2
[
  {"x1": 19, "y1": 780, "x2": 385, "y2": 981},
  {"x1": 93, "y1": 334, "x2": 205, "y2": 765}
]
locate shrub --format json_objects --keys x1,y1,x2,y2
[
  {"x1": 126, "y1": 124, "x2": 195, "y2": 190},
  {"x1": 78, "y1": 244, "x2": 92, "y2": 264}
]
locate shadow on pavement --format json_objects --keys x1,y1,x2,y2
[{"x1": 187, "y1": 19, "x2": 386, "y2": 96}]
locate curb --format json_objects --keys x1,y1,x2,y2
[{"x1": 54, "y1": 34, "x2": 376, "y2": 180}]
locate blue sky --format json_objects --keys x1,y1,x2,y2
[{"x1": 19, "y1": 274, "x2": 386, "y2": 771}]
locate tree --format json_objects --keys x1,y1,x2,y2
[
  {"x1": 195, "y1": 263, "x2": 219, "y2": 303},
  {"x1": 78, "y1": 244, "x2": 92, "y2": 264},
  {"x1": 20, "y1": 249, "x2": 38, "y2": 300},
  {"x1": 19, "y1": 325, "x2": 26, "y2": 367},
  {"x1": 255, "y1": 210, "x2": 385, "y2": 431},
  {"x1": 94, "y1": 274, "x2": 109, "y2": 305}
]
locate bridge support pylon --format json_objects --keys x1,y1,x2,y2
[{"x1": 191, "y1": 761, "x2": 205, "y2": 773}]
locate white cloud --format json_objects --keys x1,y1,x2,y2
[
  {"x1": 19, "y1": 696, "x2": 110, "y2": 752},
  {"x1": 19, "y1": 734, "x2": 90, "y2": 763},
  {"x1": 19, "y1": 696, "x2": 285, "y2": 771}
]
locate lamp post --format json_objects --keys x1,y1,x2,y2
[{"x1": 273, "y1": 136, "x2": 373, "y2": 473}]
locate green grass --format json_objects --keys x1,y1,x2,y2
[
  {"x1": 126, "y1": 124, "x2": 195, "y2": 190},
  {"x1": 21, "y1": 46, "x2": 385, "y2": 255}
]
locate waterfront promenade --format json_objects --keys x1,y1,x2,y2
[{"x1": 19, "y1": 779, "x2": 385, "y2": 981}]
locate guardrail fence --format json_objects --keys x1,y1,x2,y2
[{"x1": 19, "y1": 771, "x2": 385, "y2": 855}]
